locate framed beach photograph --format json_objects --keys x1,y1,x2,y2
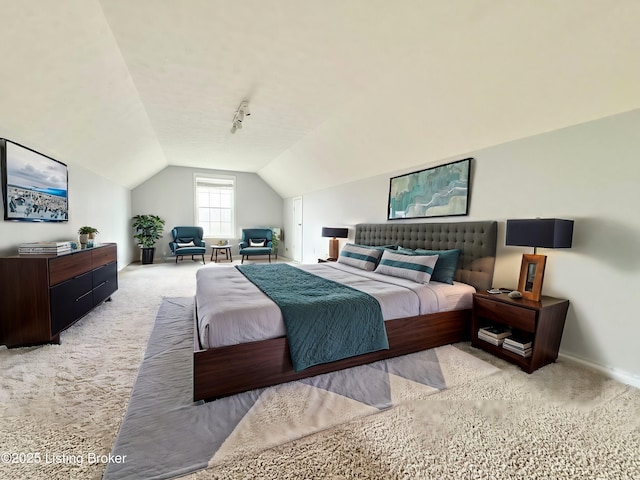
[
  {"x1": 1, "y1": 139, "x2": 69, "y2": 222},
  {"x1": 387, "y1": 158, "x2": 472, "y2": 220}
]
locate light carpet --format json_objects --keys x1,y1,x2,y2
[
  {"x1": 104, "y1": 297, "x2": 500, "y2": 479},
  {"x1": 1, "y1": 261, "x2": 638, "y2": 480}
]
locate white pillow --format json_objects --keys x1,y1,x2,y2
[
  {"x1": 249, "y1": 238, "x2": 266, "y2": 247},
  {"x1": 374, "y1": 250, "x2": 439, "y2": 283},
  {"x1": 176, "y1": 241, "x2": 196, "y2": 247},
  {"x1": 337, "y1": 243, "x2": 382, "y2": 271}
]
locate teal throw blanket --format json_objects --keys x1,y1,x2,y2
[{"x1": 236, "y1": 264, "x2": 389, "y2": 371}]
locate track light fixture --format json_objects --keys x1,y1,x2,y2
[{"x1": 231, "y1": 100, "x2": 250, "y2": 133}]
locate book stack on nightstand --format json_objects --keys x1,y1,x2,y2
[
  {"x1": 502, "y1": 334, "x2": 533, "y2": 358},
  {"x1": 477, "y1": 325, "x2": 511, "y2": 346}
]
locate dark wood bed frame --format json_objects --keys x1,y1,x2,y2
[{"x1": 194, "y1": 221, "x2": 497, "y2": 401}]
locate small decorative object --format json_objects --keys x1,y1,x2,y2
[
  {"x1": 321, "y1": 227, "x2": 348, "y2": 260},
  {"x1": 388, "y1": 158, "x2": 472, "y2": 220},
  {"x1": 132, "y1": 214, "x2": 165, "y2": 264},
  {"x1": 78, "y1": 226, "x2": 99, "y2": 248},
  {"x1": 506, "y1": 218, "x2": 574, "y2": 301}
]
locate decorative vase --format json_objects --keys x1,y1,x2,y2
[{"x1": 79, "y1": 233, "x2": 89, "y2": 247}]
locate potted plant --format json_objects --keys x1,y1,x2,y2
[
  {"x1": 78, "y1": 226, "x2": 99, "y2": 247},
  {"x1": 271, "y1": 228, "x2": 280, "y2": 259},
  {"x1": 132, "y1": 214, "x2": 165, "y2": 264}
]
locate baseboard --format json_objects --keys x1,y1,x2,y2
[{"x1": 558, "y1": 352, "x2": 640, "y2": 389}]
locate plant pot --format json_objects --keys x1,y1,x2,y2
[{"x1": 141, "y1": 247, "x2": 155, "y2": 265}]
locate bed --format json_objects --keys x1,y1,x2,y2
[{"x1": 193, "y1": 220, "x2": 497, "y2": 401}]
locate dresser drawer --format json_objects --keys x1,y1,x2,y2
[
  {"x1": 50, "y1": 272, "x2": 93, "y2": 334},
  {"x1": 92, "y1": 245, "x2": 117, "y2": 269},
  {"x1": 49, "y1": 252, "x2": 92, "y2": 286},
  {"x1": 474, "y1": 296, "x2": 536, "y2": 332},
  {"x1": 93, "y1": 262, "x2": 118, "y2": 304}
]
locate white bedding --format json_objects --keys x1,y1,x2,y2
[{"x1": 195, "y1": 262, "x2": 475, "y2": 349}]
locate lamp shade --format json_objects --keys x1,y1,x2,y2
[
  {"x1": 506, "y1": 218, "x2": 574, "y2": 248},
  {"x1": 321, "y1": 227, "x2": 348, "y2": 239}
]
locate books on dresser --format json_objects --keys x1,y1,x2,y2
[{"x1": 18, "y1": 241, "x2": 72, "y2": 254}]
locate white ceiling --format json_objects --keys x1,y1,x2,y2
[{"x1": 1, "y1": 1, "x2": 639, "y2": 198}]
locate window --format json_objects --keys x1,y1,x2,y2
[{"x1": 194, "y1": 175, "x2": 235, "y2": 237}]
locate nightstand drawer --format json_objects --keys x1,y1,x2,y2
[{"x1": 474, "y1": 297, "x2": 536, "y2": 332}]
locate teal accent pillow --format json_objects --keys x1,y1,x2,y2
[{"x1": 397, "y1": 247, "x2": 462, "y2": 285}]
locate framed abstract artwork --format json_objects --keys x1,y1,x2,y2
[{"x1": 387, "y1": 158, "x2": 472, "y2": 220}]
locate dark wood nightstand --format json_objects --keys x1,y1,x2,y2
[{"x1": 471, "y1": 291, "x2": 569, "y2": 373}]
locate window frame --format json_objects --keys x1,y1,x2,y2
[{"x1": 193, "y1": 173, "x2": 236, "y2": 239}]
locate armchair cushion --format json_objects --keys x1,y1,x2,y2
[{"x1": 240, "y1": 246, "x2": 272, "y2": 254}]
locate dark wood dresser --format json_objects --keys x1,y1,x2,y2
[{"x1": 0, "y1": 243, "x2": 118, "y2": 348}]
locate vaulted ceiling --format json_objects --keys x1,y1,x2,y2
[{"x1": 1, "y1": 1, "x2": 639, "y2": 198}]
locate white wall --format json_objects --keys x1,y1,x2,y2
[
  {"x1": 0, "y1": 163, "x2": 132, "y2": 268},
  {"x1": 292, "y1": 109, "x2": 640, "y2": 383},
  {"x1": 131, "y1": 165, "x2": 284, "y2": 262}
]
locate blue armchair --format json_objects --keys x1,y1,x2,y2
[
  {"x1": 169, "y1": 226, "x2": 206, "y2": 264},
  {"x1": 239, "y1": 228, "x2": 273, "y2": 264}
]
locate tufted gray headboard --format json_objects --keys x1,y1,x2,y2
[{"x1": 354, "y1": 221, "x2": 497, "y2": 291}]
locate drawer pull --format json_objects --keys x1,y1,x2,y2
[{"x1": 75, "y1": 291, "x2": 93, "y2": 302}]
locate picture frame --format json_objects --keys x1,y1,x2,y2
[
  {"x1": 387, "y1": 158, "x2": 472, "y2": 220},
  {"x1": 1, "y1": 139, "x2": 69, "y2": 223},
  {"x1": 517, "y1": 254, "x2": 547, "y2": 301}
]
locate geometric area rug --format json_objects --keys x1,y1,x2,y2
[{"x1": 103, "y1": 297, "x2": 500, "y2": 480}]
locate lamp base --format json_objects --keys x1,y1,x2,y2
[{"x1": 328, "y1": 238, "x2": 339, "y2": 260}]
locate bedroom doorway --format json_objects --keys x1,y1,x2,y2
[{"x1": 292, "y1": 196, "x2": 303, "y2": 263}]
